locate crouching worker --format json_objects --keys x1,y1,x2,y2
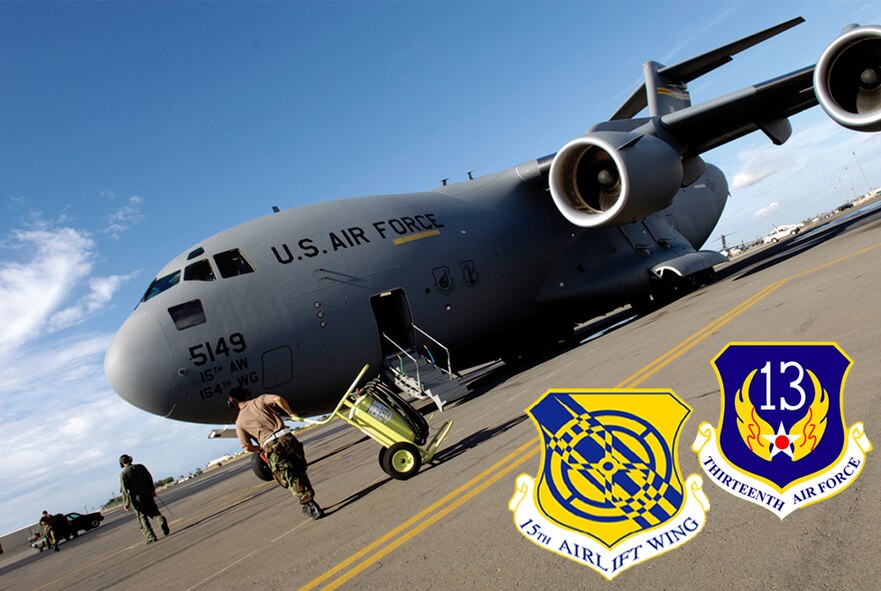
[
  {"x1": 39, "y1": 511, "x2": 59, "y2": 551},
  {"x1": 227, "y1": 387, "x2": 324, "y2": 519}
]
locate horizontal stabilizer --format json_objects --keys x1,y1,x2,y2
[{"x1": 612, "y1": 17, "x2": 805, "y2": 120}]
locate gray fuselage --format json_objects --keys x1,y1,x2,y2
[{"x1": 104, "y1": 161, "x2": 727, "y2": 424}]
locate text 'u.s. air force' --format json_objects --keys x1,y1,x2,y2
[{"x1": 270, "y1": 213, "x2": 445, "y2": 264}]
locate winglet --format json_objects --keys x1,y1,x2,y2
[{"x1": 611, "y1": 17, "x2": 805, "y2": 120}]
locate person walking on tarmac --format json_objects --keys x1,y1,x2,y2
[
  {"x1": 39, "y1": 511, "x2": 59, "y2": 551},
  {"x1": 227, "y1": 387, "x2": 324, "y2": 519},
  {"x1": 119, "y1": 454, "x2": 170, "y2": 544}
]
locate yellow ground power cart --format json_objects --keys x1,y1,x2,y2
[{"x1": 298, "y1": 364, "x2": 453, "y2": 480}]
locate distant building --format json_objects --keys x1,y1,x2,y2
[{"x1": 206, "y1": 454, "x2": 233, "y2": 470}]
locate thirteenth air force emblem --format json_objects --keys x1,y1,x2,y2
[
  {"x1": 509, "y1": 390, "x2": 709, "y2": 580},
  {"x1": 693, "y1": 343, "x2": 871, "y2": 518}
]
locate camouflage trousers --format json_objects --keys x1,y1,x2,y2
[
  {"x1": 43, "y1": 525, "x2": 58, "y2": 548},
  {"x1": 264, "y1": 433, "x2": 314, "y2": 504}
]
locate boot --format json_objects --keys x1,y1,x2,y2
[{"x1": 301, "y1": 500, "x2": 324, "y2": 520}]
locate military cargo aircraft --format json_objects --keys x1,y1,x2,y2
[{"x1": 105, "y1": 19, "x2": 881, "y2": 429}]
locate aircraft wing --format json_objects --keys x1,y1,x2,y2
[
  {"x1": 660, "y1": 65, "x2": 817, "y2": 155},
  {"x1": 546, "y1": 18, "x2": 881, "y2": 229}
]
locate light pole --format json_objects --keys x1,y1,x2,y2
[{"x1": 852, "y1": 151, "x2": 872, "y2": 195}]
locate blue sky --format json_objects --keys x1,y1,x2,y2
[{"x1": 2, "y1": 1, "x2": 880, "y2": 536}]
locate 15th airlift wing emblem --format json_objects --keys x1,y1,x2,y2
[
  {"x1": 509, "y1": 390, "x2": 709, "y2": 580},
  {"x1": 693, "y1": 343, "x2": 871, "y2": 518}
]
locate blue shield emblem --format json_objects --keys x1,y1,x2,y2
[
  {"x1": 694, "y1": 342, "x2": 871, "y2": 518},
  {"x1": 715, "y1": 343, "x2": 848, "y2": 488}
]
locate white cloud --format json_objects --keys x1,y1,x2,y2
[
  {"x1": 732, "y1": 168, "x2": 775, "y2": 189},
  {"x1": 0, "y1": 325, "x2": 242, "y2": 534},
  {"x1": 753, "y1": 201, "x2": 780, "y2": 219},
  {"x1": 0, "y1": 227, "x2": 95, "y2": 350},
  {"x1": 103, "y1": 195, "x2": 145, "y2": 239},
  {"x1": 48, "y1": 272, "x2": 139, "y2": 332}
]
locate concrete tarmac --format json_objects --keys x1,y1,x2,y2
[{"x1": 3, "y1": 204, "x2": 880, "y2": 591}]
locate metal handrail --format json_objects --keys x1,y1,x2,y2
[
  {"x1": 381, "y1": 332, "x2": 422, "y2": 390},
  {"x1": 412, "y1": 324, "x2": 453, "y2": 378}
]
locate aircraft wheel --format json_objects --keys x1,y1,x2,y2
[
  {"x1": 251, "y1": 453, "x2": 274, "y2": 482},
  {"x1": 381, "y1": 442, "x2": 422, "y2": 480}
]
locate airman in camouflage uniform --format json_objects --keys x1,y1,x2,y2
[
  {"x1": 39, "y1": 511, "x2": 59, "y2": 551},
  {"x1": 228, "y1": 387, "x2": 324, "y2": 519}
]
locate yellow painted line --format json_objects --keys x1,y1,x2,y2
[
  {"x1": 620, "y1": 239, "x2": 881, "y2": 388},
  {"x1": 392, "y1": 229, "x2": 441, "y2": 245},
  {"x1": 303, "y1": 241, "x2": 881, "y2": 589},
  {"x1": 619, "y1": 280, "x2": 784, "y2": 387},
  {"x1": 297, "y1": 438, "x2": 537, "y2": 591}
]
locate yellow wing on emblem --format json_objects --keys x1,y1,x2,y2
[
  {"x1": 734, "y1": 369, "x2": 772, "y2": 461},
  {"x1": 790, "y1": 370, "x2": 829, "y2": 462}
]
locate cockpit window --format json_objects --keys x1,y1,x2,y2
[
  {"x1": 187, "y1": 247, "x2": 205, "y2": 260},
  {"x1": 184, "y1": 259, "x2": 216, "y2": 282},
  {"x1": 168, "y1": 299, "x2": 206, "y2": 330},
  {"x1": 214, "y1": 249, "x2": 255, "y2": 278},
  {"x1": 141, "y1": 271, "x2": 181, "y2": 303}
]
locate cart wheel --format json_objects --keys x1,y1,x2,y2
[
  {"x1": 381, "y1": 442, "x2": 422, "y2": 480},
  {"x1": 378, "y1": 447, "x2": 390, "y2": 475},
  {"x1": 251, "y1": 453, "x2": 274, "y2": 482}
]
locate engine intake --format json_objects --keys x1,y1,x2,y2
[
  {"x1": 815, "y1": 24, "x2": 881, "y2": 132},
  {"x1": 549, "y1": 131, "x2": 683, "y2": 227}
]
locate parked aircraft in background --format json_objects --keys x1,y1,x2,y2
[{"x1": 106, "y1": 19, "x2": 881, "y2": 427}]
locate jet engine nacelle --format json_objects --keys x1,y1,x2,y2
[
  {"x1": 815, "y1": 24, "x2": 881, "y2": 132},
  {"x1": 548, "y1": 131, "x2": 683, "y2": 228}
]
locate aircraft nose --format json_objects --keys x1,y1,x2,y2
[{"x1": 105, "y1": 311, "x2": 176, "y2": 417}]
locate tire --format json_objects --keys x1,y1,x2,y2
[
  {"x1": 381, "y1": 442, "x2": 422, "y2": 480},
  {"x1": 90, "y1": 519, "x2": 100, "y2": 529},
  {"x1": 378, "y1": 447, "x2": 390, "y2": 475},
  {"x1": 251, "y1": 453, "x2": 274, "y2": 481}
]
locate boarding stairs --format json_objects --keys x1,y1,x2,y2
[{"x1": 381, "y1": 325, "x2": 470, "y2": 411}]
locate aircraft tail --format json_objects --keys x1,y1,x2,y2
[
  {"x1": 611, "y1": 17, "x2": 805, "y2": 119},
  {"x1": 642, "y1": 61, "x2": 692, "y2": 116}
]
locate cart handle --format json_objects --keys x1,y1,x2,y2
[{"x1": 288, "y1": 364, "x2": 371, "y2": 427}]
